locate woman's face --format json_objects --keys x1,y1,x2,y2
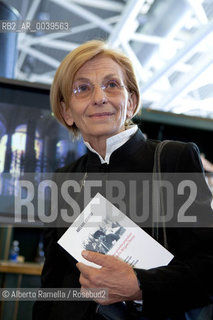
[{"x1": 62, "y1": 55, "x2": 136, "y2": 143}]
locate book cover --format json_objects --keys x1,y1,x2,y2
[{"x1": 58, "y1": 192, "x2": 174, "y2": 269}]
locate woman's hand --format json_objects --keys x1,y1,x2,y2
[{"x1": 76, "y1": 250, "x2": 142, "y2": 305}]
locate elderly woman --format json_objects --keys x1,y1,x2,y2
[{"x1": 33, "y1": 40, "x2": 213, "y2": 320}]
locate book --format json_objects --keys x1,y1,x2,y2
[{"x1": 58, "y1": 192, "x2": 174, "y2": 269}]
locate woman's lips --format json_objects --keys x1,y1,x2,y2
[{"x1": 89, "y1": 112, "x2": 114, "y2": 118}]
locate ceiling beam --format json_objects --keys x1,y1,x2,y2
[
  {"x1": 170, "y1": 98, "x2": 213, "y2": 115},
  {"x1": 71, "y1": 0, "x2": 124, "y2": 12},
  {"x1": 140, "y1": 18, "x2": 213, "y2": 93},
  {"x1": 17, "y1": 46, "x2": 60, "y2": 69},
  {"x1": 17, "y1": 0, "x2": 41, "y2": 73},
  {"x1": 108, "y1": 0, "x2": 145, "y2": 46},
  {"x1": 131, "y1": 32, "x2": 166, "y2": 45},
  {"x1": 150, "y1": 50, "x2": 213, "y2": 112},
  {"x1": 50, "y1": 0, "x2": 112, "y2": 32},
  {"x1": 121, "y1": 41, "x2": 150, "y2": 82},
  {"x1": 186, "y1": 0, "x2": 208, "y2": 24},
  {"x1": 33, "y1": 39, "x2": 78, "y2": 51}
]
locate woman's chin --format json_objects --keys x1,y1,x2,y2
[{"x1": 86, "y1": 127, "x2": 122, "y2": 139}]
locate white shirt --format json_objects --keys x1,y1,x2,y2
[{"x1": 84, "y1": 125, "x2": 138, "y2": 164}]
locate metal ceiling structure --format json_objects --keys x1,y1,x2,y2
[{"x1": 5, "y1": 0, "x2": 213, "y2": 120}]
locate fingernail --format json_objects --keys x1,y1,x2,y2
[{"x1": 82, "y1": 250, "x2": 88, "y2": 258}]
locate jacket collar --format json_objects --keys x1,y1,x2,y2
[{"x1": 86, "y1": 129, "x2": 147, "y2": 171}]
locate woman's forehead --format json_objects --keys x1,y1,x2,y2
[{"x1": 73, "y1": 55, "x2": 125, "y2": 81}]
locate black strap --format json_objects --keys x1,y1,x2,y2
[{"x1": 152, "y1": 140, "x2": 171, "y2": 249}]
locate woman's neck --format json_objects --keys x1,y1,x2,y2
[
  {"x1": 85, "y1": 136, "x2": 107, "y2": 159},
  {"x1": 84, "y1": 127, "x2": 127, "y2": 159}
]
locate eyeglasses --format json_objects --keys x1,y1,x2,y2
[{"x1": 72, "y1": 79, "x2": 126, "y2": 99}]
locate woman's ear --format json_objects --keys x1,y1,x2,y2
[
  {"x1": 60, "y1": 101, "x2": 74, "y2": 126},
  {"x1": 127, "y1": 92, "x2": 137, "y2": 119}
]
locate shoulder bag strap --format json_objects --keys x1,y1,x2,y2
[{"x1": 152, "y1": 140, "x2": 171, "y2": 249}]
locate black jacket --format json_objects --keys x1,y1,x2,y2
[{"x1": 33, "y1": 129, "x2": 213, "y2": 319}]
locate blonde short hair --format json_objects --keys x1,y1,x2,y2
[{"x1": 50, "y1": 40, "x2": 141, "y2": 137}]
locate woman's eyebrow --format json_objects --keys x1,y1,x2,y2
[
  {"x1": 103, "y1": 73, "x2": 119, "y2": 80},
  {"x1": 74, "y1": 74, "x2": 120, "y2": 82},
  {"x1": 74, "y1": 77, "x2": 90, "y2": 82}
]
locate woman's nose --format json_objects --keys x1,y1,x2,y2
[{"x1": 92, "y1": 85, "x2": 107, "y2": 105}]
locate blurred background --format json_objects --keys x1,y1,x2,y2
[
  {"x1": 0, "y1": 1, "x2": 213, "y2": 319},
  {"x1": 2, "y1": 0, "x2": 213, "y2": 120}
]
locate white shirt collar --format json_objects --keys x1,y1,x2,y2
[{"x1": 84, "y1": 125, "x2": 138, "y2": 164}]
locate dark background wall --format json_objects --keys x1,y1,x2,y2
[{"x1": 138, "y1": 119, "x2": 213, "y2": 162}]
